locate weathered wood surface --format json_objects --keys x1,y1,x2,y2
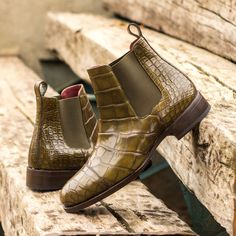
[
  {"x1": 0, "y1": 57, "x2": 195, "y2": 236},
  {"x1": 45, "y1": 13, "x2": 236, "y2": 235},
  {"x1": 103, "y1": 0, "x2": 236, "y2": 62}
]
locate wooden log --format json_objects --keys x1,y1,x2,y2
[
  {"x1": 103, "y1": 0, "x2": 236, "y2": 62},
  {"x1": 45, "y1": 13, "x2": 236, "y2": 235},
  {"x1": 0, "y1": 57, "x2": 195, "y2": 235}
]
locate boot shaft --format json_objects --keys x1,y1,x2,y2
[
  {"x1": 60, "y1": 24, "x2": 210, "y2": 210},
  {"x1": 28, "y1": 81, "x2": 98, "y2": 170},
  {"x1": 87, "y1": 66, "x2": 136, "y2": 121},
  {"x1": 88, "y1": 25, "x2": 196, "y2": 126}
]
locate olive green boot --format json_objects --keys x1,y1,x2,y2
[
  {"x1": 60, "y1": 24, "x2": 210, "y2": 211},
  {"x1": 27, "y1": 81, "x2": 98, "y2": 191}
]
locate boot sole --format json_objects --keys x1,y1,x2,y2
[
  {"x1": 64, "y1": 91, "x2": 210, "y2": 212},
  {"x1": 26, "y1": 167, "x2": 78, "y2": 191}
]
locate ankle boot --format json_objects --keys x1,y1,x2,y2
[
  {"x1": 27, "y1": 81, "x2": 98, "y2": 191},
  {"x1": 60, "y1": 24, "x2": 210, "y2": 211}
]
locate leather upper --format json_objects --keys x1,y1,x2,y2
[
  {"x1": 60, "y1": 35, "x2": 196, "y2": 207},
  {"x1": 28, "y1": 82, "x2": 98, "y2": 170}
]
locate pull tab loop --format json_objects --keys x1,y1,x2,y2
[
  {"x1": 34, "y1": 80, "x2": 48, "y2": 97},
  {"x1": 127, "y1": 23, "x2": 143, "y2": 38}
]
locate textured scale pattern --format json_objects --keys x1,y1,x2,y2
[
  {"x1": 79, "y1": 86, "x2": 98, "y2": 145},
  {"x1": 133, "y1": 38, "x2": 196, "y2": 124},
  {"x1": 28, "y1": 83, "x2": 97, "y2": 170},
  {"x1": 60, "y1": 37, "x2": 196, "y2": 207}
]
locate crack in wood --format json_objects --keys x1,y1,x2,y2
[
  {"x1": 101, "y1": 201, "x2": 135, "y2": 233},
  {"x1": 196, "y1": 1, "x2": 236, "y2": 28},
  {"x1": 188, "y1": 62, "x2": 236, "y2": 94},
  {"x1": 16, "y1": 106, "x2": 34, "y2": 125}
]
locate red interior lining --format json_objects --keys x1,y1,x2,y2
[{"x1": 61, "y1": 84, "x2": 82, "y2": 99}]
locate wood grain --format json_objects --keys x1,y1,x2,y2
[
  {"x1": 45, "y1": 13, "x2": 236, "y2": 235},
  {"x1": 103, "y1": 0, "x2": 236, "y2": 62},
  {"x1": 0, "y1": 57, "x2": 195, "y2": 235}
]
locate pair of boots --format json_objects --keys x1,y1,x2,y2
[{"x1": 27, "y1": 24, "x2": 210, "y2": 213}]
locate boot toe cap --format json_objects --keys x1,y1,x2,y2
[{"x1": 60, "y1": 180, "x2": 85, "y2": 207}]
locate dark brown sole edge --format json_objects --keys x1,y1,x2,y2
[
  {"x1": 26, "y1": 167, "x2": 78, "y2": 192},
  {"x1": 167, "y1": 91, "x2": 211, "y2": 140},
  {"x1": 64, "y1": 91, "x2": 210, "y2": 212}
]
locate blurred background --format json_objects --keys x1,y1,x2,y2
[{"x1": 0, "y1": 0, "x2": 107, "y2": 74}]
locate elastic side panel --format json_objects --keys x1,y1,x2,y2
[
  {"x1": 59, "y1": 97, "x2": 90, "y2": 149},
  {"x1": 111, "y1": 51, "x2": 162, "y2": 117}
]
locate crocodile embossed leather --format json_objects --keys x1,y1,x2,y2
[
  {"x1": 26, "y1": 81, "x2": 98, "y2": 191},
  {"x1": 60, "y1": 24, "x2": 210, "y2": 211}
]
